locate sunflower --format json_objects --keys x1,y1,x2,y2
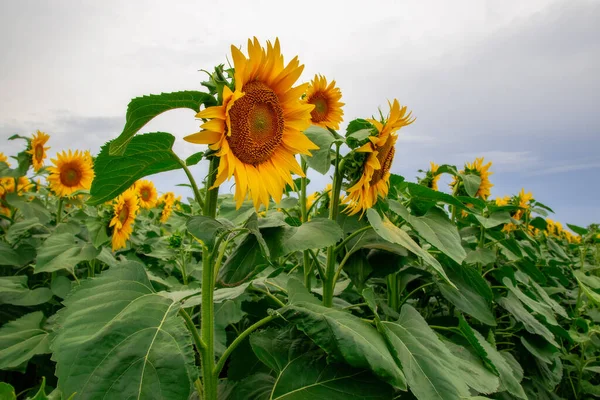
[
  {"x1": 422, "y1": 162, "x2": 441, "y2": 191},
  {"x1": 345, "y1": 99, "x2": 414, "y2": 215},
  {"x1": 134, "y1": 179, "x2": 158, "y2": 209},
  {"x1": 184, "y1": 38, "x2": 317, "y2": 210},
  {"x1": 304, "y1": 74, "x2": 344, "y2": 130},
  {"x1": 16, "y1": 177, "x2": 34, "y2": 194},
  {"x1": 0, "y1": 153, "x2": 9, "y2": 166},
  {"x1": 452, "y1": 158, "x2": 493, "y2": 200},
  {"x1": 514, "y1": 188, "x2": 533, "y2": 220},
  {"x1": 495, "y1": 196, "x2": 510, "y2": 206},
  {"x1": 27, "y1": 130, "x2": 50, "y2": 172},
  {"x1": 109, "y1": 188, "x2": 139, "y2": 251},
  {"x1": 47, "y1": 150, "x2": 94, "y2": 197},
  {"x1": 158, "y1": 192, "x2": 176, "y2": 223}
]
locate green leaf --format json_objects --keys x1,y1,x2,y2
[
  {"x1": 503, "y1": 278, "x2": 558, "y2": 325},
  {"x1": 459, "y1": 319, "x2": 527, "y2": 399},
  {"x1": 367, "y1": 209, "x2": 453, "y2": 287},
  {"x1": 437, "y1": 262, "x2": 495, "y2": 326},
  {"x1": 443, "y1": 340, "x2": 500, "y2": 395},
  {"x1": 405, "y1": 182, "x2": 468, "y2": 210},
  {"x1": 281, "y1": 297, "x2": 406, "y2": 389},
  {"x1": 35, "y1": 225, "x2": 101, "y2": 274},
  {"x1": 86, "y1": 218, "x2": 110, "y2": 248},
  {"x1": 0, "y1": 383, "x2": 16, "y2": 400},
  {"x1": 379, "y1": 305, "x2": 470, "y2": 400},
  {"x1": 187, "y1": 215, "x2": 227, "y2": 249},
  {"x1": 218, "y1": 234, "x2": 268, "y2": 287},
  {"x1": 249, "y1": 328, "x2": 393, "y2": 399},
  {"x1": 546, "y1": 238, "x2": 569, "y2": 261},
  {"x1": 185, "y1": 151, "x2": 204, "y2": 166},
  {"x1": 389, "y1": 201, "x2": 466, "y2": 264},
  {"x1": 0, "y1": 276, "x2": 53, "y2": 306},
  {"x1": 460, "y1": 174, "x2": 482, "y2": 197},
  {"x1": 0, "y1": 242, "x2": 22, "y2": 266},
  {"x1": 5, "y1": 194, "x2": 51, "y2": 224},
  {"x1": 262, "y1": 218, "x2": 343, "y2": 258},
  {"x1": 464, "y1": 248, "x2": 496, "y2": 266},
  {"x1": 89, "y1": 132, "x2": 183, "y2": 205},
  {"x1": 474, "y1": 211, "x2": 512, "y2": 229},
  {"x1": 52, "y1": 262, "x2": 197, "y2": 400},
  {"x1": 109, "y1": 91, "x2": 216, "y2": 155},
  {"x1": 566, "y1": 223, "x2": 588, "y2": 236},
  {"x1": 520, "y1": 336, "x2": 557, "y2": 364},
  {"x1": 497, "y1": 292, "x2": 558, "y2": 347},
  {"x1": 51, "y1": 276, "x2": 73, "y2": 300},
  {"x1": 0, "y1": 312, "x2": 50, "y2": 370},
  {"x1": 5, "y1": 217, "x2": 43, "y2": 245},
  {"x1": 581, "y1": 381, "x2": 600, "y2": 397},
  {"x1": 214, "y1": 300, "x2": 245, "y2": 356},
  {"x1": 302, "y1": 125, "x2": 336, "y2": 174}
]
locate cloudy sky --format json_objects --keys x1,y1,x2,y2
[{"x1": 1, "y1": 0, "x2": 598, "y2": 226}]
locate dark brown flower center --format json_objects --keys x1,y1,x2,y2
[
  {"x1": 227, "y1": 81, "x2": 284, "y2": 165},
  {"x1": 60, "y1": 165, "x2": 81, "y2": 187},
  {"x1": 35, "y1": 144, "x2": 44, "y2": 160},
  {"x1": 370, "y1": 136, "x2": 395, "y2": 185},
  {"x1": 309, "y1": 94, "x2": 329, "y2": 123},
  {"x1": 118, "y1": 205, "x2": 129, "y2": 224},
  {"x1": 140, "y1": 189, "x2": 150, "y2": 201}
]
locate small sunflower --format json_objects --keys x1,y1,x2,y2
[
  {"x1": 304, "y1": 74, "x2": 344, "y2": 130},
  {"x1": 421, "y1": 162, "x2": 441, "y2": 191},
  {"x1": 452, "y1": 158, "x2": 493, "y2": 200},
  {"x1": 110, "y1": 188, "x2": 139, "y2": 251},
  {"x1": 0, "y1": 153, "x2": 9, "y2": 166},
  {"x1": 27, "y1": 130, "x2": 50, "y2": 172},
  {"x1": 345, "y1": 99, "x2": 415, "y2": 215},
  {"x1": 158, "y1": 192, "x2": 176, "y2": 223},
  {"x1": 16, "y1": 176, "x2": 34, "y2": 195},
  {"x1": 184, "y1": 38, "x2": 317, "y2": 210},
  {"x1": 495, "y1": 196, "x2": 510, "y2": 206},
  {"x1": 134, "y1": 179, "x2": 158, "y2": 209},
  {"x1": 514, "y1": 188, "x2": 533, "y2": 220},
  {"x1": 47, "y1": 150, "x2": 94, "y2": 197}
]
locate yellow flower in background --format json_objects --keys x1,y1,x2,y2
[
  {"x1": 158, "y1": 192, "x2": 176, "y2": 223},
  {"x1": 27, "y1": 130, "x2": 50, "y2": 172},
  {"x1": 184, "y1": 38, "x2": 317, "y2": 210},
  {"x1": 134, "y1": 179, "x2": 158, "y2": 209},
  {"x1": 495, "y1": 196, "x2": 510, "y2": 206},
  {"x1": 466, "y1": 158, "x2": 493, "y2": 200},
  {"x1": 47, "y1": 150, "x2": 94, "y2": 197},
  {"x1": 429, "y1": 162, "x2": 441, "y2": 191},
  {"x1": 110, "y1": 188, "x2": 139, "y2": 251},
  {"x1": 304, "y1": 74, "x2": 344, "y2": 130},
  {"x1": 514, "y1": 188, "x2": 533, "y2": 220},
  {"x1": 0, "y1": 178, "x2": 15, "y2": 194},
  {"x1": 502, "y1": 223, "x2": 518, "y2": 233},
  {"x1": 306, "y1": 191, "x2": 318, "y2": 211},
  {"x1": 0, "y1": 153, "x2": 9, "y2": 166},
  {"x1": 16, "y1": 176, "x2": 34, "y2": 194},
  {"x1": 346, "y1": 99, "x2": 414, "y2": 215}
]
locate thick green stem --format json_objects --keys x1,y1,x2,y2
[
  {"x1": 200, "y1": 247, "x2": 217, "y2": 400},
  {"x1": 300, "y1": 159, "x2": 312, "y2": 290},
  {"x1": 204, "y1": 157, "x2": 220, "y2": 218},
  {"x1": 178, "y1": 158, "x2": 204, "y2": 212},
  {"x1": 322, "y1": 144, "x2": 343, "y2": 307},
  {"x1": 214, "y1": 314, "x2": 278, "y2": 376},
  {"x1": 180, "y1": 250, "x2": 188, "y2": 285},
  {"x1": 56, "y1": 198, "x2": 63, "y2": 223},
  {"x1": 387, "y1": 273, "x2": 399, "y2": 312}
]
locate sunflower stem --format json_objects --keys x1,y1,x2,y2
[
  {"x1": 323, "y1": 144, "x2": 343, "y2": 307},
  {"x1": 56, "y1": 197, "x2": 63, "y2": 224},
  {"x1": 177, "y1": 157, "x2": 204, "y2": 213},
  {"x1": 300, "y1": 159, "x2": 312, "y2": 290},
  {"x1": 204, "y1": 156, "x2": 220, "y2": 218},
  {"x1": 199, "y1": 244, "x2": 217, "y2": 400}
]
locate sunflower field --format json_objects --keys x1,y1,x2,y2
[{"x1": 1, "y1": 38, "x2": 600, "y2": 400}]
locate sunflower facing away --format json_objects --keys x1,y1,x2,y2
[
  {"x1": 304, "y1": 74, "x2": 344, "y2": 130},
  {"x1": 345, "y1": 99, "x2": 415, "y2": 215},
  {"x1": 134, "y1": 179, "x2": 158, "y2": 209},
  {"x1": 110, "y1": 188, "x2": 139, "y2": 251},
  {"x1": 47, "y1": 150, "x2": 94, "y2": 197},
  {"x1": 495, "y1": 196, "x2": 510, "y2": 206},
  {"x1": 158, "y1": 192, "x2": 177, "y2": 223},
  {"x1": 184, "y1": 38, "x2": 317, "y2": 210},
  {"x1": 514, "y1": 188, "x2": 533, "y2": 220},
  {"x1": 426, "y1": 162, "x2": 441, "y2": 191},
  {"x1": 453, "y1": 157, "x2": 493, "y2": 200},
  {"x1": 27, "y1": 130, "x2": 50, "y2": 172}
]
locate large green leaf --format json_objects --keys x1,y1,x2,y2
[
  {"x1": 437, "y1": 262, "x2": 495, "y2": 326},
  {"x1": 51, "y1": 262, "x2": 197, "y2": 400},
  {"x1": 281, "y1": 281, "x2": 406, "y2": 389},
  {"x1": 0, "y1": 242, "x2": 22, "y2": 266},
  {"x1": 109, "y1": 91, "x2": 216, "y2": 155},
  {"x1": 443, "y1": 340, "x2": 499, "y2": 395},
  {"x1": 248, "y1": 328, "x2": 393, "y2": 399},
  {"x1": 262, "y1": 218, "x2": 343, "y2": 258},
  {"x1": 89, "y1": 132, "x2": 183, "y2": 205},
  {"x1": 0, "y1": 312, "x2": 50, "y2": 370},
  {"x1": 379, "y1": 305, "x2": 470, "y2": 400},
  {"x1": 460, "y1": 174, "x2": 482, "y2": 197},
  {"x1": 5, "y1": 217, "x2": 43, "y2": 245},
  {"x1": 503, "y1": 278, "x2": 558, "y2": 325},
  {"x1": 474, "y1": 211, "x2": 512, "y2": 229},
  {"x1": 498, "y1": 292, "x2": 558, "y2": 347},
  {"x1": 217, "y1": 234, "x2": 268, "y2": 287},
  {"x1": 187, "y1": 215, "x2": 227, "y2": 249},
  {"x1": 0, "y1": 276, "x2": 53, "y2": 306},
  {"x1": 302, "y1": 125, "x2": 336, "y2": 174},
  {"x1": 389, "y1": 201, "x2": 466, "y2": 264},
  {"x1": 0, "y1": 383, "x2": 16, "y2": 400},
  {"x1": 4, "y1": 194, "x2": 51, "y2": 224},
  {"x1": 35, "y1": 224, "x2": 100, "y2": 274},
  {"x1": 405, "y1": 182, "x2": 468, "y2": 210},
  {"x1": 367, "y1": 209, "x2": 453, "y2": 287}
]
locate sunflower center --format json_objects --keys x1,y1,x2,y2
[
  {"x1": 118, "y1": 205, "x2": 129, "y2": 224},
  {"x1": 35, "y1": 144, "x2": 44, "y2": 160},
  {"x1": 309, "y1": 95, "x2": 329, "y2": 123},
  {"x1": 60, "y1": 166, "x2": 81, "y2": 187},
  {"x1": 140, "y1": 189, "x2": 150, "y2": 201},
  {"x1": 227, "y1": 81, "x2": 284, "y2": 165},
  {"x1": 370, "y1": 136, "x2": 395, "y2": 185}
]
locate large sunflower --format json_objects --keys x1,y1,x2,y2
[
  {"x1": 304, "y1": 74, "x2": 344, "y2": 130},
  {"x1": 27, "y1": 130, "x2": 50, "y2": 172},
  {"x1": 110, "y1": 188, "x2": 139, "y2": 251},
  {"x1": 134, "y1": 179, "x2": 158, "y2": 209},
  {"x1": 47, "y1": 150, "x2": 94, "y2": 197},
  {"x1": 184, "y1": 38, "x2": 317, "y2": 210},
  {"x1": 345, "y1": 99, "x2": 414, "y2": 215}
]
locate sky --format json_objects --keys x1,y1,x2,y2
[{"x1": 0, "y1": 0, "x2": 598, "y2": 226}]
